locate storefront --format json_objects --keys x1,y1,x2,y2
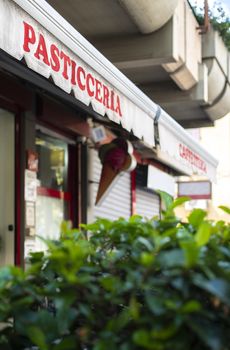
[
  {"x1": 0, "y1": 69, "x2": 87, "y2": 265},
  {"x1": 0, "y1": 0, "x2": 218, "y2": 267}
]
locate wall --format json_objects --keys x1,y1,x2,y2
[{"x1": 200, "y1": 113, "x2": 230, "y2": 222}]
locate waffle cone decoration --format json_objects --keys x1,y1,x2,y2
[
  {"x1": 95, "y1": 163, "x2": 119, "y2": 205},
  {"x1": 95, "y1": 138, "x2": 137, "y2": 205}
]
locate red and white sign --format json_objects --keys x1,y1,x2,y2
[
  {"x1": 178, "y1": 181, "x2": 212, "y2": 200},
  {"x1": 0, "y1": 0, "x2": 155, "y2": 147},
  {"x1": 22, "y1": 21, "x2": 122, "y2": 118},
  {"x1": 157, "y1": 112, "x2": 218, "y2": 181},
  {"x1": 179, "y1": 143, "x2": 207, "y2": 174}
]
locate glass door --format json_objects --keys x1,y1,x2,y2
[{"x1": 0, "y1": 109, "x2": 15, "y2": 266}]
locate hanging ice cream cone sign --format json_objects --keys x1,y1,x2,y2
[{"x1": 95, "y1": 138, "x2": 137, "y2": 205}]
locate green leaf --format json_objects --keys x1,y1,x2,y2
[
  {"x1": 195, "y1": 222, "x2": 212, "y2": 246},
  {"x1": 180, "y1": 240, "x2": 200, "y2": 267},
  {"x1": 188, "y1": 317, "x2": 225, "y2": 350},
  {"x1": 140, "y1": 252, "x2": 155, "y2": 266},
  {"x1": 171, "y1": 196, "x2": 191, "y2": 210},
  {"x1": 133, "y1": 329, "x2": 151, "y2": 348},
  {"x1": 180, "y1": 300, "x2": 201, "y2": 313},
  {"x1": 100, "y1": 276, "x2": 121, "y2": 292},
  {"x1": 27, "y1": 326, "x2": 48, "y2": 350},
  {"x1": 194, "y1": 277, "x2": 230, "y2": 306},
  {"x1": 60, "y1": 220, "x2": 72, "y2": 235},
  {"x1": 157, "y1": 192, "x2": 190, "y2": 218},
  {"x1": 28, "y1": 251, "x2": 44, "y2": 264},
  {"x1": 145, "y1": 293, "x2": 166, "y2": 316},
  {"x1": 135, "y1": 236, "x2": 154, "y2": 251},
  {"x1": 219, "y1": 205, "x2": 230, "y2": 215},
  {"x1": 151, "y1": 324, "x2": 178, "y2": 340},
  {"x1": 107, "y1": 309, "x2": 130, "y2": 332},
  {"x1": 129, "y1": 296, "x2": 140, "y2": 320},
  {"x1": 188, "y1": 209, "x2": 207, "y2": 227},
  {"x1": 156, "y1": 190, "x2": 173, "y2": 211},
  {"x1": 157, "y1": 249, "x2": 185, "y2": 268},
  {"x1": 53, "y1": 336, "x2": 77, "y2": 350}
]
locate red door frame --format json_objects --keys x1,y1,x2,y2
[{"x1": 15, "y1": 112, "x2": 22, "y2": 266}]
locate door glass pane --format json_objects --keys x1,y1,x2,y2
[
  {"x1": 24, "y1": 132, "x2": 70, "y2": 258},
  {"x1": 0, "y1": 109, "x2": 15, "y2": 266},
  {"x1": 35, "y1": 195, "x2": 65, "y2": 252},
  {"x1": 36, "y1": 131, "x2": 68, "y2": 192}
]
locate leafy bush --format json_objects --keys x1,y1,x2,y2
[{"x1": 0, "y1": 194, "x2": 230, "y2": 350}]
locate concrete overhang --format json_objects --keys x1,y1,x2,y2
[
  {"x1": 45, "y1": 0, "x2": 229, "y2": 127},
  {"x1": 118, "y1": 0, "x2": 179, "y2": 34},
  {"x1": 202, "y1": 28, "x2": 230, "y2": 121}
]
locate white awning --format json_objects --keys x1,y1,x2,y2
[
  {"x1": 0, "y1": 0, "x2": 218, "y2": 182},
  {"x1": 0, "y1": 0, "x2": 157, "y2": 147},
  {"x1": 157, "y1": 110, "x2": 218, "y2": 182}
]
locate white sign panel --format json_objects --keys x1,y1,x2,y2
[
  {"x1": 25, "y1": 201, "x2": 36, "y2": 228},
  {"x1": 0, "y1": 0, "x2": 155, "y2": 147},
  {"x1": 25, "y1": 169, "x2": 37, "y2": 202},
  {"x1": 147, "y1": 166, "x2": 175, "y2": 196}
]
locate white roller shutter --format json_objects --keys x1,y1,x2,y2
[
  {"x1": 91, "y1": 149, "x2": 131, "y2": 220},
  {"x1": 136, "y1": 189, "x2": 160, "y2": 218}
]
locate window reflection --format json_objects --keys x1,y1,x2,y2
[{"x1": 36, "y1": 132, "x2": 68, "y2": 191}]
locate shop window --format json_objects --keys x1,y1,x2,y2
[{"x1": 25, "y1": 132, "x2": 71, "y2": 257}]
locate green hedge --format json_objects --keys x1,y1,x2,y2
[{"x1": 0, "y1": 194, "x2": 230, "y2": 350}]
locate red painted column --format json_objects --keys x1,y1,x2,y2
[{"x1": 15, "y1": 112, "x2": 22, "y2": 266}]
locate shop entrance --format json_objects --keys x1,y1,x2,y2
[{"x1": 0, "y1": 109, "x2": 15, "y2": 266}]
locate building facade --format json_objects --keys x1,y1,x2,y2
[{"x1": 0, "y1": 0, "x2": 218, "y2": 267}]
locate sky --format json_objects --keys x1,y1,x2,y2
[{"x1": 189, "y1": 0, "x2": 230, "y2": 16}]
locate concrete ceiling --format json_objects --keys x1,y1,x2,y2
[
  {"x1": 46, "y1": 0, "x2": 221, "y2": 128},
  {"x1": 47, "y1": 0, "x2": 139, "y2": 40}
]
